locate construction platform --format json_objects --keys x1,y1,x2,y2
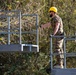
[
  {"x1": 51, "y1": 69, "x2": 76, "y2": 75},
  {"x1": 0, "y1": 44, "x2": 39, "y2": 52},
  {"x1": 0, "y1": 10, "x2": 39, "y2": 52},
  {"x1": 50, "y1": 35, "x2": 76, "y2": 75}
]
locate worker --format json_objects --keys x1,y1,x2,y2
[{"x1": 41, "y1": 6, "x2": 64, "y2": 68}]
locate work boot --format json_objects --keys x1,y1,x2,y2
[
  {"x1": 54, "y1": 58, "x2": 64, "y2": 69},
  {"x1": 54, "y1": 64, "x2": 64, "y2": 69}
]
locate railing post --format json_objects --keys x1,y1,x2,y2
[
  {"x1": 36, "y1": 14, "x2": 39, "y2": 52},
  {"x1": 36, "y1": 14, "x2": 39, "y2": 46},
  {"x1": 50, "y1": 35, "x2": 53, "y2": 69},
  {"x1": 7, "y1": 17, "x2": 10, "y2": 45},
  {"x1": 19, "y1": 11, "x2": 21, "y2": 44},
  {"x1": 63, "y1": 36, "x2": 66, "y2": 68}
]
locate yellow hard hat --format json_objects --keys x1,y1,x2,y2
[{"x1": 49, "y1": 7, "x2": 57, "y2": 13}]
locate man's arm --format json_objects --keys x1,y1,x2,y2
[
  {"x1": 41, "y1": 22, "x2": 51, "y2": 29},
  {"x1": 53, "y1": 22, "x2": 60, "y2": 35}
]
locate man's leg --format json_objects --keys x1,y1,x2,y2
[{"x1": 54, "y1": 38, "x2": 64, "y2": 68}]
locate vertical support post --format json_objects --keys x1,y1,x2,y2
[
  {"x1": 50, "y1": 35, "x2": 53, "y2": 69},
  {"x1": 19, "y1": 11, "x2": 21, "y2": 44},
  {"x1": 7, "y1": 17, "x2": 10, "y2": 45},
  {"x1": 75, "y1": 32, "x2": 76, "y2": 42},
  {"x1": 36, "y1": 14, "x2": 39, "y2": 52},
  {"x1": 63, "y1": 37, "x2": 66, "y2": 68},
  {"x1": 36, "y1": 14, "x2": 39, "y2": 46}
]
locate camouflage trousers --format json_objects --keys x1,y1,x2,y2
[{"x1": 54, "y1": 37, "x2": 64, "y2": 65}]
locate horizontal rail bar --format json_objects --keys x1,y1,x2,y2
[
  {"x1": 0, "y1": 10, "x2": 20, "y2": 12},
  {"x1": 22, "y1": 14, "x2": 38, "y2": 16},
  {"x1": 0, "y1": 31, "x2": 37, "y2": 34},
  {"x1": 50, "y1": 35, "x2": 76, "y2": 38},
  {"x1": 51, "y1": 53, "x2": 76, "y2": 57},
  {"x1": 65, "y1": 38, "x2": 76, "y2": 40},
  {"x1": 0, "y1": 28, "x2": 20, "y2": 31},
  {"x1": 50, "y1": 35, "x2": 76, "y2": 40},
  {"x1": 0, "y1": 15, "x2": 20, "y2": 18}
]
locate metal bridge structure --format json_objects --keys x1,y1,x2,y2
[
  {"x1": 0, "y1": 10, "x2": 39, "y2": 52},
  {"x1": 50, "y1": 35, "x2": 76, "y2": 75}
]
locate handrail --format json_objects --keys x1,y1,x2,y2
[
  {"x1": 50, "y1": 35, "x2": 76, "y2": 69},
  {"x1": 0, "y1": 10, "x2": 39, "y2": 46}
]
